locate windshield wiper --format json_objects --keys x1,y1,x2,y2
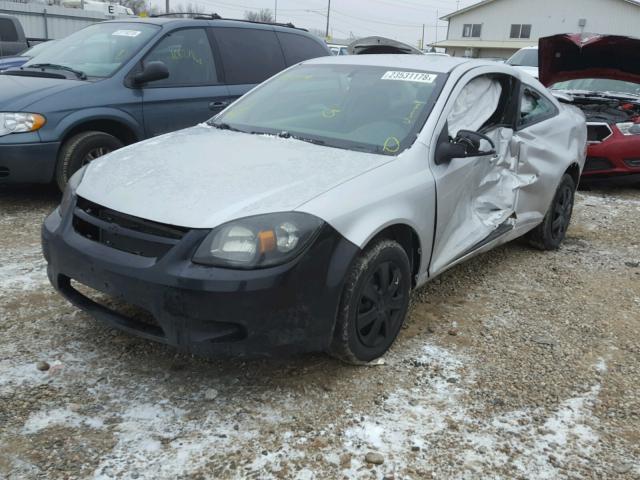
[
  {"x1": 25, "y1": 63, "x2": 87, "y2": 80},
  {"x1": 210, "y1": 121, "x2": 244, "y2": 132}
]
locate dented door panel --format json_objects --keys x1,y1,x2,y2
[{"x1": 429, "y1": 126, "x2": 521, "y2": 274}]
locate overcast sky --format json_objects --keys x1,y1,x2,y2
[{"x1": 149, "y1": 0, "x2": 479, "y2": 46}]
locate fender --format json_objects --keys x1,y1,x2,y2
[{"x1": 51, "y1": 107, "x2": 144, "y2": 144}]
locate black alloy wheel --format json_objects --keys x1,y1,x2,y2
[
  {"x1": 526, "y1": 173, "x2": 576, "y2": 250},
  {"x1": 330, "y1": 239, "x2": 411, "y2": 364},
  {"x1": 356, "y1": 261, "x2": 406, "y2": 348}
]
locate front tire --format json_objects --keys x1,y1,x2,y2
[
  {"x1": 55, "y1": 131, "x2": 123, "y2": 191},
  {"x1": 527, "y1": 173, "x2": 576, "y2": 250},
  {"x1": 329, "y1": 239, "x2": 411, "y2": 364}
]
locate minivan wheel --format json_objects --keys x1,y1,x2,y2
[
  {"x1": 55, "y1": 131, "x2": 124, "y2": 191},
  {"x1": 526, "y1": 173, "x2": 576, "y2": 250},
  {"x1": 329, "y1": 239, "x2": 411, "y2": 364}
]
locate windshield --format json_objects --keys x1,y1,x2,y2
[
  {"x1": 213, "y1": 64, "x2": 446, "y2": 155},
  {"x1": 22, "y1": 23, "x2": 159, "y2": 78},
  {"x1": 552, "y1": 78, "x2": 640, "y2": 97},
  {"x1": 20, "y1": 41, "x2": 55, "y2": 58},
  {"x1": 507, "y1": 48, "x2": 538, "y2": 67}
]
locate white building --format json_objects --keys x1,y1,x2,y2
[{"x1": 434, "y1": 0, "x2": 640, "y2": 59}]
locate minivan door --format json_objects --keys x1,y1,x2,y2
[{"x1": 140, "y1": 28, "x2": 231, "y2": 137}]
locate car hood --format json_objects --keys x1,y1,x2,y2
[
  {"x1": 0, "y1": 56, "x2": 28, "y2": 71},
  {"x1": 348, "y1": 36, "x2": 423, "y2": 55},
  {"x1": 77, "y1": 125, "x2": 393, "y2": 229},
  {"x1": 539, "y1": 33, "x2": 640, "y2": 86},
  {"x1": 0, "y1": 73, "x2": 83, "y2": 110}
]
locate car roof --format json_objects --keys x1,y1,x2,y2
[
  {"x1": 304, "y1": 54, "x2": 498, "y2": 74},
  {"x1": 101, "y1": 16, "x2": 312, "y2": 35}
]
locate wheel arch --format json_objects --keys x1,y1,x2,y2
[
  {"x1": 363, "y1": 223, "x2": 422, "y2": 288},
  {"x1": 55, "y1": 109, "x2": 144, "y2": 151},
  {"x1": 564, "y1": 162, "x2": 581, "y2": 187}
]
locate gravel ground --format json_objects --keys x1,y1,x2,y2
[{"x1": 0, "y1": 184, "x2": 639, "y2": 480}]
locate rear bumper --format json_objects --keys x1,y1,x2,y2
[
  {"x1": 0, "y1": 141, "x2": 59, "y2": 184},
  {"x1": 41, "y1": 201, "x2": 359, "y2": 358}
]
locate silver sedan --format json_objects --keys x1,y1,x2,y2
[{"x1": 42, "y1": 55, "x2": 587, "y2": 363}]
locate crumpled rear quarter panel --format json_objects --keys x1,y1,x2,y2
[{"x1": 513, "y1": 103, "x2": 586, "y2": 225}]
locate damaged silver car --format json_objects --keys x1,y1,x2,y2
[{"x1": 42, "y1": 55, "x2": 587, "y2": 363}]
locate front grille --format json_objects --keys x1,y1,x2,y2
[
  {"x1": 0, "y1": 167, "x2": 9, "y2": 178},
  {"x1": 584, "y1": 157, "x2": 614, "y2": 172},
  {"x1": 73, "y1": 197, "x2": 189, "y2": 258},
  {"x1": 624, "y1": 158, "x2": 640, "y2": 168},
  {"x1": 587, "y1": 123, "x2": 613, "y2": 143}
]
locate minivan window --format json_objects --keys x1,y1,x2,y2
[
  {"x1": 276, "y1": 32, "x2": 328, "y2": 64},
  {"x1": 213, "y1": 27, "x2": 285, "y2": 84},
  {"x1": 144, "y1": 28, "x2": 217, "y2": 86},
  {"x1": 0, "y1": 18, "x2": 19, "y2": 42},
  {"x1": 214, "y1": 64, "x2": 446, "y2": 156},
  {"x1": 22, "y1": 22, "x2": 159, "y2": 78}
]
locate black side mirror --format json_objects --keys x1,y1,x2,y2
[
  {"x1": 435, "y1": 128, "x2": 497, "y2": 165},
  {"x1": 133, "y1": 61, "x2": 169, "y2": 86}
]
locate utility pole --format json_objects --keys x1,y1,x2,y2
[
  {"x1": 274, "y1": 0, "x2": 278, "y2": 22},
  {"x1": 166, "y1": 0, "x2": 170, "y2": 13},
  {"x1": 325, "y1": 0, "x2": 331, "y2": 39},
  {"x1": 435, "y1": 9, "x2": 439, "y2": 44},
  {"x1": 421, "y1": 23, "x2": 425, "y2": 50}
]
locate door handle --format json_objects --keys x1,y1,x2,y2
[{"x1": 209, "y1": 101, "x2": 228, "y2": 110}]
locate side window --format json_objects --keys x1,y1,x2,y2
[
  {"x1": 213, "y1": 27, "x2": 286, "y2": 85},
  {"x1": 276, "y1": 32, "x2": 328, "y2": 65},
  {"x1": 0, "y1": 19, "x2": 19, "y2": 42},
  {"x1": 144, "y1": 28, "x2": 217, "y2": 87},
  {"x1": 518, "y1": 87, "x2": 557, "y2": 128}
]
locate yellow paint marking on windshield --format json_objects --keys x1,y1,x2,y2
[
  {"x1": 383, "y1": 136, "x2": 401, "y2": 154},
  {"x1": 322, "y1": 107, "x2": 341, "y2": 118},
  {"x1": 403, "y1": 100, "x2": 426, "y2": 125}
]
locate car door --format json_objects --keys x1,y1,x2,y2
[
  {"x1": 140, "y1": 27, "x2": 231, "y2": 137},
  {"x1": 211, "y1": 26, "x2": 287, "y2": 102},
  {"x1": 428, "y1": 71, "x2": 520, "y2": 276}
]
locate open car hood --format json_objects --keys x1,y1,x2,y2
[
  {"x1": 539, "y1": 33, "x2": 640, "y2": 86},
  {"x1": 348, "y1": 36, "x2": 423, "y2": 55}
]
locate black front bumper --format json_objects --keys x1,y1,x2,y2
[{"x1": 42, "y1": 201, "x2": 360, "y2": 357}]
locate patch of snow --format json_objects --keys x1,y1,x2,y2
[
  {"x1": 0, "y1": 247, "x2": 48, "y2": 292},
  {"x1": 23, "y1": 407, "x2": 104, "y2": 434}
]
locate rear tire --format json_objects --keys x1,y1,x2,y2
[
  {"x1": 329, "y1": 239, "x2": 411, "y2": 364},
  {"x1": 55, "y1": 131, "x2": 123, "y2": 191},
  {"x1": 527, "y1": 174, "x2": 576, "y2": 250}
]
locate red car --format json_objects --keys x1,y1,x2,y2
[{"x1": 540, "y1": 34, "x2": 640, "y2": 185}]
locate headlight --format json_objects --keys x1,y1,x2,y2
[
  {"x1": 58, "y1": 166, "x2": 87, "y2": 217},
  {"x1": 616, "y1": 122, "x2": 640, "y2": 136},
  {"x1": 0, "y1": 112, "x2": 46, "y2": 137},
  {"x1": 193, "y1": 213, "x2": 324, "y2": 269}
]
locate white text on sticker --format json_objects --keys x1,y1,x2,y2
[
  {"x1": 112, "y1": 30, "x2": 141, "y2": 37},
  {"x1": 381, "y1": 71, "x2": 438, "y2": 83}
]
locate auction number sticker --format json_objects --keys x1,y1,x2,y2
[
  {"x1": 112, "y1": 30, "x2": 142, "y2": 37},
  {"x1": 381, "y1": 71, "x2": 438, "y2": 83}
]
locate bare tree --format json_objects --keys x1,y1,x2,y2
[
  {"x1": 120, "y1": 0, "x2": 145, "y2": 14},
  {"x1": 170, "y1": 2, "x2": 205, "y2": 14},
  {"x1": 244, "y1": 8, "x2": 273, "y2": 23}
]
